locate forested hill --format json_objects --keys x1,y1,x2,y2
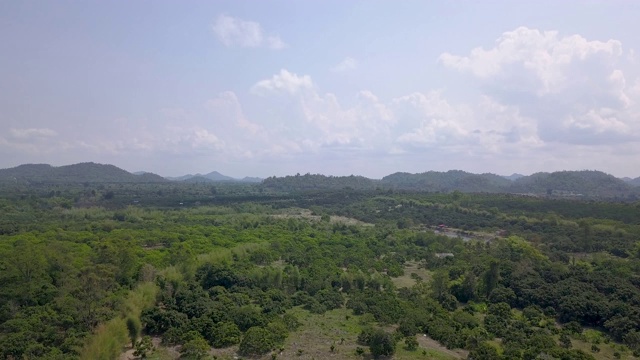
[
  {"x1": 626, "y1": 177, "x2": 640, "y2": 187},
  {"x1": 262, "y1": 173, "x2": 377, "y2": 191},
  {"x1": 0, "y1": 162, "x2": 167, "y2": 184},
  {"x1": 263, "y1": 170, "x2": 639, "y2": 198},
  {"x1": 2, "y1": 162, "x2": 638, "y2": 198},
  {"x1": 381, "y1": 170, "x2": 512, "y2": 192},
  {"x1": 510, "y1": 170, "x2": 633, "y2": 197},
  {"x1": 166, "y1": 171, "x2": 236, "y2": 182}
]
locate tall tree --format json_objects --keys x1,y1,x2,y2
[{"x1": 482, "y1": 261, "x2": 500, "y2": 297}]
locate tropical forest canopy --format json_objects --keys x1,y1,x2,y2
[{"x1": 1, "y1": 163, "x2": 640, "y2": 359}]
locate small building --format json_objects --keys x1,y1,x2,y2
[{"x1": 435, "y1": 252, "x2": 454, "y2": 258}]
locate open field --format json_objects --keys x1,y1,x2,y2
[
  {"x1": 391, "y1": 260, "x2": 433, "y2": 288},
  {"x1": 271, "y1": 207, "x2": 374, "y2": 226}
]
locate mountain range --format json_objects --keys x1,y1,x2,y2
[
  {"x1": 262, "y1": 170, "x2": 640, "y2": 198},
  {"x1": 0, "y1": 163, "x2": 262, "y2": 185},
  {"x1": 0, "y1": 163, "x2": 167, "y2": 184},
  {"x1": 1, "y1": 162, "x2": 639, "y2": 198},
  {"x1": 165, "y1": 171, "x2": 262, "y2": 183}
]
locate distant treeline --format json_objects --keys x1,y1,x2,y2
[
  {"x1": 263, "y1": 170, "x2": 640, "y2": 199},
  {"x1": 2, "y1": 162, "x2": 640, "y2": 199}
]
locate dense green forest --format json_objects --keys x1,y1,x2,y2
[{"x1": 1, "y1": 177, "x2": 640, "y2": 359}]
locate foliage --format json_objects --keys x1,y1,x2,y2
[
  {"x1": 180, "y1": 336, "x2": 210, "y2": 359},
  {"x1": 126, "y1": 316, "x2": 141, "y2": 345},
  {"x1": 134, "y1": 336, "x2": 154, "y2": 358},
  {"x1": 238, "y1": 326, "x2": 274, "y2": 356},
  {"x1": 404, "y1": 335, "x2": 419, "y2": 351},
  {"x1": 2, "y1": 180, "x2": 640, "y2": 359},
  {"x1": 210, "y1": 321, "x2": 241, "y2": 348}
]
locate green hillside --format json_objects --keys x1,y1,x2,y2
[{"x1": 0, "y1": 162, "x2": 166, "y2": 184}]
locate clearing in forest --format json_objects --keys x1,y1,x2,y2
[
  {"x1": 391, "y1": 260, "x2": 433, "y2": 288},
  {"x1": 277, "y1": 307, "x2": 460, "y2": 360},
  {"x1": 272, "y1": 207, "x2": 374, "y2": 226}
]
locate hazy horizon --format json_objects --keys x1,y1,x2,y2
[
  {"x1": 2, "y1": 1, "x2": 640, "y2": 178},
  {"x1": 3, "y1": 160, "x2": 639, "y2": 181}
]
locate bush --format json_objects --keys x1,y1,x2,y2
[
  {"x1": 282, "y1": 313, "x2": 302, "y2": 331},
  {"x1": 210, "y1": 322, "x2": 241, "y2": 348},
  {"x1": 405, "y1": 336, "x2": 419, "y2": 351},
  {"x1": 126, "y1": 316, "x2": 141, "y2": 346},
  {"x1": 358, "y1": 327, "x2": 375, "y2": 345},
  {"x1": 79, "y1": 318, "x2": 128, "y2": 360},
  {"x1": 266, "y1": 320, "x2": 289, "y2": 345},
  {"x1": 369, "y1": 329, "x2": 396, "y2": 358},
  {"x1": 180, "y1": 337, "x2": 210, "y2": 360},
  {"x1": 133, "y1": 336, "x2": 153, "y2": 358},
  {"x1": 239, "y1": 327, "x2": 274, "y2": 356}
]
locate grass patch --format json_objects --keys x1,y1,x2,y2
[
  {"x1": 282, "y1": 307, "x2": 365, "y2": 359},
  {"x1": 278, "y1": 307, "x2": 463, "y2": 360},
  {"x1": 396, "y1": 347, "x2": 459, "y2": 360},
  {"x1": 571, "y1": 337, "x2": 638, "y2": 360},
  {"x1": 391, "y1": 260, "x2": 432, "y2": 288}
]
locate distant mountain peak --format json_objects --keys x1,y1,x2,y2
[
  {"x1": 624, "y1": 176, "x2": 640, "y2": 187},
  {"x1": 0, "y1": 162, "x2": 166, "y2": 183},
  {"x1": 166, "y1": 170, "x2": 263, "y2": 183}
]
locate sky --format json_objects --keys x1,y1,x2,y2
[{"x1": 1, "y1": 1, "x2": 640, "y2": 178}]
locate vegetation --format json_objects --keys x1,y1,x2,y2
[
  {"x1": 2, "y1": 162, "x2": 639, "y2": 198},
  {"x1": 1, "y1": 167, "x2": 640, "y2": 359}
]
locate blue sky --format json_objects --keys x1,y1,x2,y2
[{"x1": 1, "y1": 1, "x2": 639, "y2": 178}]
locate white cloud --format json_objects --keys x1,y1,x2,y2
[
  {"x1": 392, "y1": 92, "x2": 471, "y2": 148},
  {"x1": 0, "y1": 128, "x2": 65, "y2": 155},
  {"x1": 191, "y1": 129, "x2": 224, "y2": 150},
  {"x1": 331, "y1": 57, "x2": 358, "y2": 72},
  {"x1": 251, "y1": 69, "x2": 313, "y2": 95},
  {"x1": 5, "y1": 26, "x2": 640, "y2": 178},
  {"x1": 205, "y1": 91, "x2": 261, "y2": 134},
  {"x1": 265, "y1": 36, "x2": 287, "y2": 50},
  {"x1": 298, "y1": 89, "x2": 394, "y2": 148},
  {"x1": 10, "y1": 128, "x2": 58, "y2": 139},
  {"x1": 249, "y1": 69, "x2": 541, "y2": 158},
  {"x1": 212, "y1": 14, "x2": 287, "y2": 50},
  {"x1": 388, "y1": 92, "x2": 542, "y2": 158},
  {"x1": 439, "y1": 26, "x2": 639, "y2": 146},
  {"x1": 439, "y1": 27, "x2": 622, "y2": 93}
]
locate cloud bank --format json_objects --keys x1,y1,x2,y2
[{"x1": 2, "y1": 26, "x2": 639, "y2": 177}]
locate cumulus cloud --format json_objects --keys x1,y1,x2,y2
[
  {"x1": 212, "y1": 14, "x2": 286, "y2": 49},
  {"x1": 331, "y1": 57, "x2": 358, "y2": 72},
  {"x1": 298, "y1": 89, "x2": 395, "y2": 149},
  {"x1": 439, "y1": 26, "x2": 639, "y2": 146},
  {"x1": 251, "y1": 69, "x2": 399, "y2": 151},
  {"x1": 248, "y1": 69, "x2": 542, "y2": 159},
  {"x1": 205, "y1": 91, "x2": 262, "y2": 134},
  {"x1": 439, "y1": 27, "x2": 622, "y2": 92},
  {"x1": 389, "y1": 92, "x2": 542, "y2": 158},
  {"x1": 392, "y1": 92, "x2": 471, "y2": 149},
  {"x1": 0, "y1": 127, "x2": 67, "y2": 156},
  {"x1": 251, "y1": 69, "x2": 313, "y2": 95},
  {"x1": 6, "y1": 27, "x2": 640, "y2": 177}
]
